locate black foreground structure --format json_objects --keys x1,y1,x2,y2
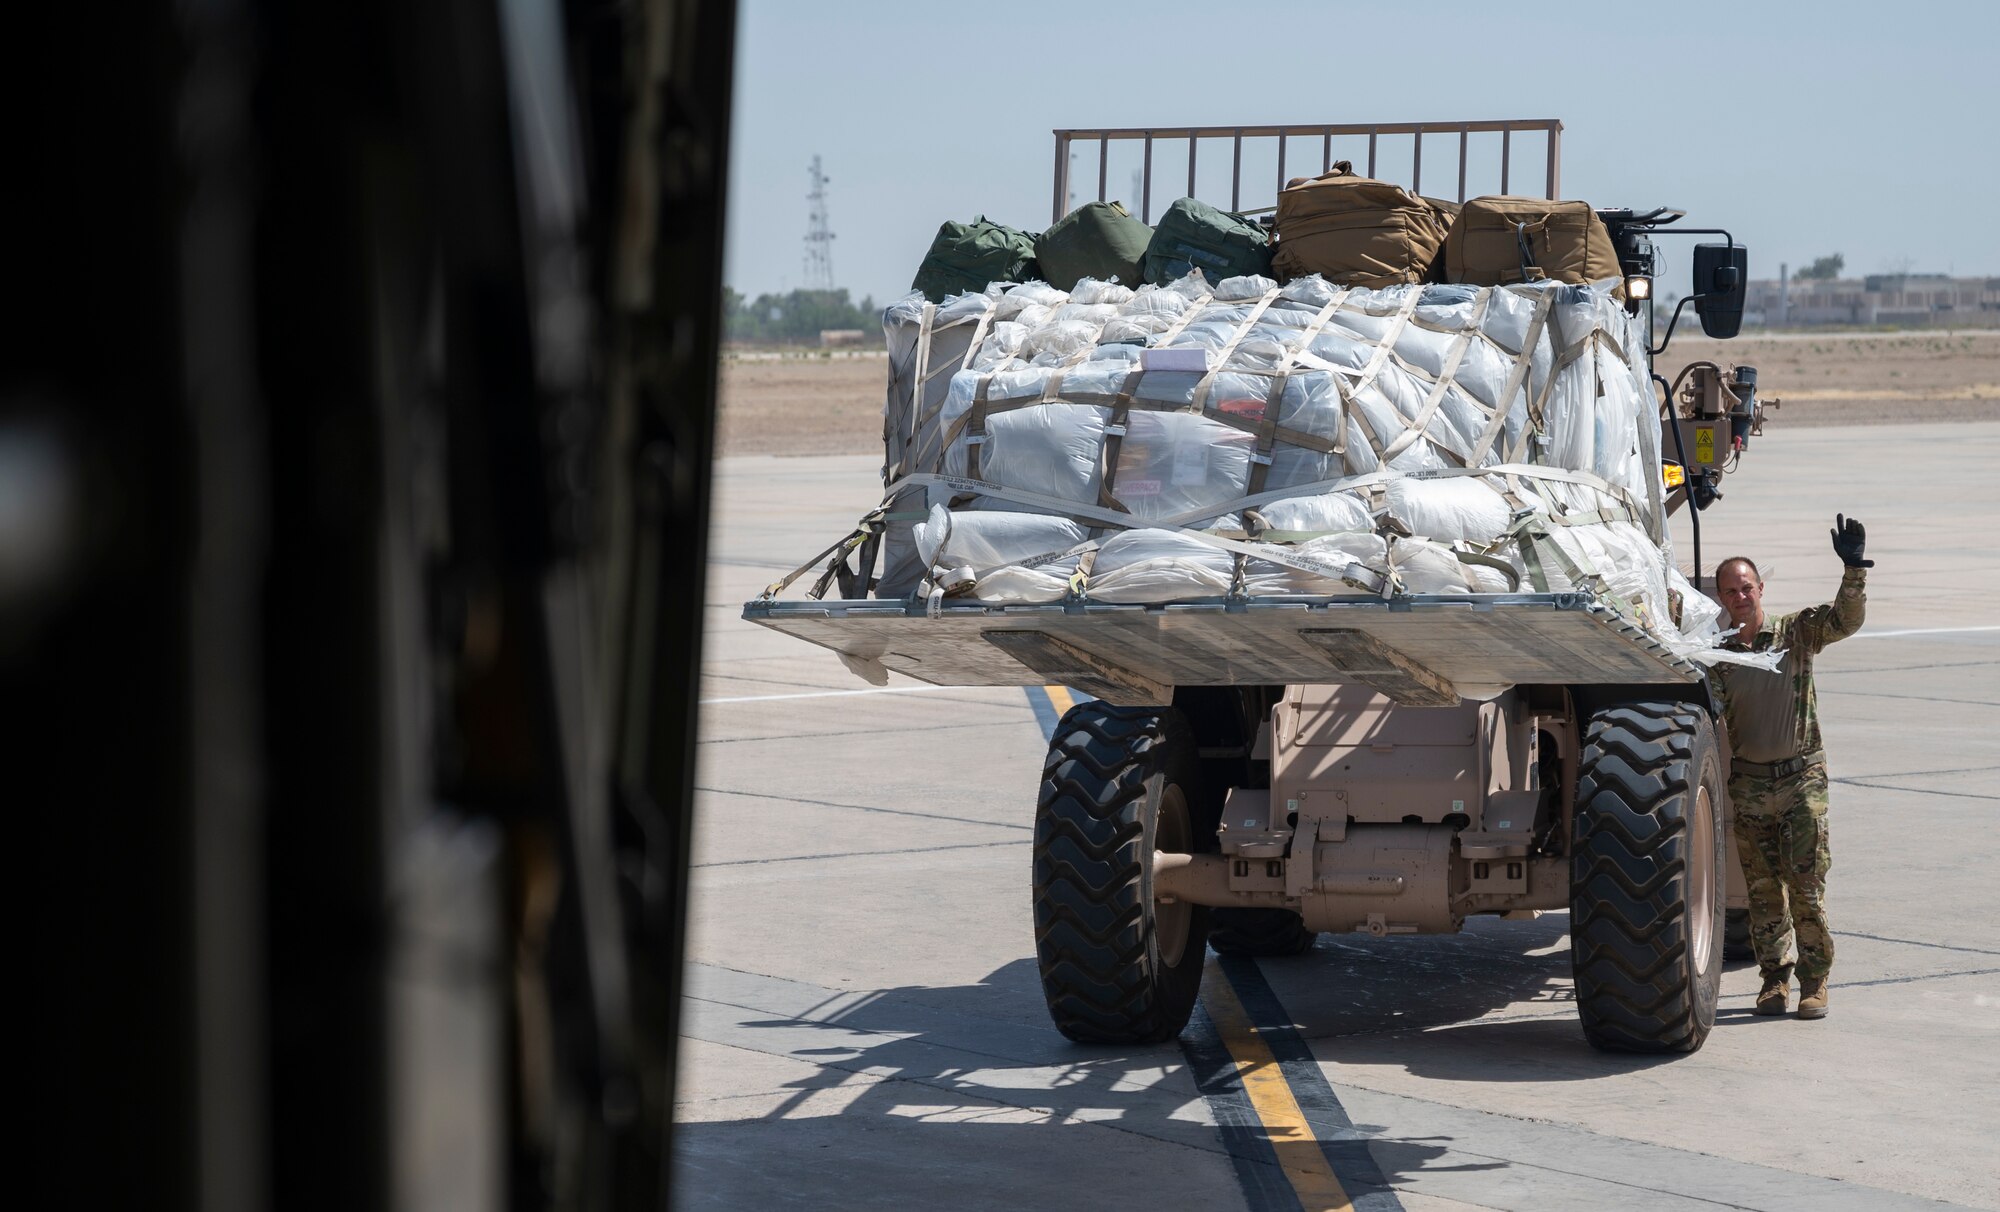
[{"x1": 20, "y1": 1, "x2": 735, "y2": 1208}]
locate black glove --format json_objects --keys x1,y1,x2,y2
[{"x1": 1831, "y1": 514, "x2": 1873, "y2": 568}]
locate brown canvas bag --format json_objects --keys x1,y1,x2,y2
[
  {"x1": 1443, "y1": 196, "x2": 1621, "y2": 288},
  {"x1": 1271, "y1": 162, "x2": 1450, "y2": 288}
]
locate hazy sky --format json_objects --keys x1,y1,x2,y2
[{"x1": 724, "y1": 0, "x2": 1998, "y2": 306}]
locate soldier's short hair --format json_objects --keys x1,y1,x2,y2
[{"x1": 1715, "y1": 556, "x2": 1762, "y2": 585}]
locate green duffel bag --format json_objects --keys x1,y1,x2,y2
[
  {"x1": 911, "y1": 216, "x2": 1041, "y2": 302},
  {"x1": 1034, "y1": 200, "x2": 1154, "y2": 291},
  {"x1": 1143, "y1": 197, "x2": 1273, "y2": 287}
]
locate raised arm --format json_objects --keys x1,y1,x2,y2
[{"x1": 1794, "y1": 514, "x2": 1871, "y2": 653}]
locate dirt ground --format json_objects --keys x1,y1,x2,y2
[{"x1": 717, "y1": 330, "x2": 2000, "y2": 457}]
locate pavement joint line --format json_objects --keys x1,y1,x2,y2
[
  {"x1": 1830, "y1": 930, "x2": 2000, "y2": 957},
  {"x1": 1821, "y1": 690, "x2": 2000, "y2": 708},
  {"x1": 694, "y1": 784, "x2": 1033, "y2": 831},
  {"x1": 1267, "y1": 1069, "x2": 1962, "y2": 1212},
  {"x1": 691, "y1": 838, "x2": 1023, "y2": 869},
  {"x1": 1846, "y1": 625, "x2": 2000, "y2": 639},
  {"x1": 1834, "y1": 764, "x2": 2000, "y2": 780},
  {"x1": 1821, "y1": 660, "x2": 2000, "y2": 675},
  {"x1": 1828, "y1": 779, "x2": 1999, "y2": 802},
  {"x1": 1294, "y1": 965, "x2": 1997, "y2": 1042},
  {"x1": 1834, "y1": 967, "x2": 2000, "y2": 989}
]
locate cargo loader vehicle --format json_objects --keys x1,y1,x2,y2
[{"x1": 746, "y1": 120, "x2": 1774, "y2": 1054}]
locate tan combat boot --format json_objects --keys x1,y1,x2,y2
[
  {"x1": 1797, "y1": 977, "x2": 1829, "y2": 1020},
  {"x1": 1754, "y1": 967, "x2": 1792, "y2": 1016}
]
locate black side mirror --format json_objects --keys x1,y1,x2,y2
[{"x1": 1693, "y1": 243, "x2": 1749, "y2": 339}]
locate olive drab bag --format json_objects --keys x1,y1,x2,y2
[
  {"x1": 1443, "y1": 196, "x2": 1622, "y2": 288},
  {"x1": 1034, "y1": 200, "x2": 1155, "y2": 290},
  {"x1": 911, "y1": 216, "x2": 1041, "y2": 302},
  {"x1": 1271, "y1": 162, "x2": 1451, "y2": 288},
  {"x1": 1142, "y1": 197, "x2": 1274, "y2": 287}
]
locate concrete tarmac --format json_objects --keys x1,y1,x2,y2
[{"x1": 677, "y1": 421, "x2": 2000, "y2": 1211}]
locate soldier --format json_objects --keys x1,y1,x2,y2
[{"x1": 1710, "y1": 516, "x2": 1870, "y2": 1020}]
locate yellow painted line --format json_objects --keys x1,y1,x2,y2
[
  {"x1": 1201, "y1": 963, "x2": 1354, "y2": 1212},
  {"x1": 1044, "y1": 684, "x2": 1076, "y2": 717}
]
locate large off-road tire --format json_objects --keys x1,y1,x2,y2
[
  {"x1": 1033, "y1": 701, "x2": 1208, "y2": 1044},
  {"x1": 1570, "y1": 701, "x2": 1725, "y2": 1053},
  {"x1": 1723, "y1": 907, "x2": 1755, "y2": 962},
  {"x1": 1208, "y1": 908, "x2": 1319, "y2": 957}
]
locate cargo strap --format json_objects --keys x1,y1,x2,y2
[
  {"x1": 903, "y1": 300, "x2": 996, "y2": 478},
  {"x1": 1244, "y1": 288, "x2": 1352, "y2": 503},
  {"x1": 1467, "y1": 289, "x2": 1555, "y2": 466},
  {"x1": 758, "y1": 504, "x2": 890, "y2": 602},
  {"x1": 893, "y1": 474, "x2": 1388, "y2": 598},
  {"x1": 1510, "y1": 325, "x2": 1623, "y2": 465},
  {"x1": 1381, "y1": 287, "x2": 1493, "y2": 462},
  {"x1": 1731, "y1": 753, "x2": 1820, "y2": 780},
  {"x1": 961, "y1": 335, "x2": 1096, "y2": 480},
  {"x1": 1347, "y1": 285, "x2": 1426, "y2": 405},
  {"x1": 889, "y1": 461, "x2": 1641, "y2": 545},
  {"x1": 1094, "y1": 363, "x2": 1150, "y2": 517},
  {"x1": 896, "y1": 301, "x2": 936, "y2": 481},
  {"x1": 937, "y1": 370, "x2": 1351, "y2": 461},
  {"x1": 1190, "y1": 287, "x2": 1281, "y2": 414},
  {"x1": 1503, "y1": 509, "x2": 1648, "y2": 629},
  {"x1": 1155, "y1": 289, "x2": 1212, "y2": 346}
]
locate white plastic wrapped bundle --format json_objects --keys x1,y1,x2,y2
[
  {"x1": 1110, "y1": 410, "x2": 1255, "y2": 522},
  {"x1": 1067, "y1": 279, "x2": 1135, "y2": 307},
  {"x1": 1386, "y1": 536, "x2": 1480, "y2": 594},
  {"x1": 1382, "y1": 477, "x2": 1514, "y2": 542},
  {"x1": 1242, "y1": 490, "x2": 1373, "y2": 537},
  {"x1": 993, "y1": 281, "x2": 1067, "y2": 320},
  {"x1": 1086, "y1": 531, "x2": 1235, "y2": 603},
  {"x1": 912, "y1": 505, "x2": 1085, "y2": 572},
  {"x1": 865, "y1": 267, "x2": 1744, "y2": 664},
  {"x1": 1086, "y1": 531, "x2": 1393, "y2": 602}
]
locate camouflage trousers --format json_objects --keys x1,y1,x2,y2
[{"x1": 1729, "y1": 762, "x2": 1834, "y2": 981}]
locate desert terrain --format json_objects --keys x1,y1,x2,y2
[{"x1": 717, "y1": 329, "x2": 2000, "y2": 457}]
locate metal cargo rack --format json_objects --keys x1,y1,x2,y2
[{"x1": 743, "y1": 592, "x2": 1697, "y2": 707}]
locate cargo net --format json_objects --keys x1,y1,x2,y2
[{"x1": 776, "y1": 270, "x2": 1759, "y2": 669}]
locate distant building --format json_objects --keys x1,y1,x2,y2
[
  {"x1": 818, "y1": 328, "x2": 867, "y2": 347},
  {"x1": 1746, "y1": 273, "x2": 2000, "y2": 326}
]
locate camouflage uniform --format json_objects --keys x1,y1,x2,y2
[{"x1": 1710, "y1": 567, "x2": 1867, "y2": 982}]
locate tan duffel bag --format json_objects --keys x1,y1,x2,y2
[
  {"x1": 1443, "y1": 196, "x2": 1621, "y2": 288},
  {"x1": 1271, "y1": 162, "x2": 1451, "y2": 288}
]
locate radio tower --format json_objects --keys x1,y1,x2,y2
[{"x1": 803, "y1": 155, "x2": 835, "y2": 291}]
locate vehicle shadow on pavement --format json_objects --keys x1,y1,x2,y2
[
  {"x1": 677, "y1": 939, "x2": 1606, "y2": 1206},
  {"x1": 680, "y1": 958, "x2": 1272, "y2": 1208},
  {"x1": 1262, "y1": 914, "x2": 1685, "y2": 1081}
]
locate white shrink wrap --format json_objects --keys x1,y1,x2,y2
[
  {"x1": 1110, "y1": 410, "x2": 1255, "y2": 522},
  {"x1": 1382, "y1": 477, "x2": 1514, "y2": 542},
  {"x1": 853, "y1": 267, "x2": 1746, "y2": 669},
  {"x1": 1387, "y1": 537, "x2": 1477, "y2": 595},
  {"x1": 1086, "y1": 531, "x2": 1235, "y2": 603},
  {"x1": 1243, "y1": 491, "x2": 1373, "y2": 537},
  {"x1": 912, "y1": 505, "x2": 1086, "y2": 572}
]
